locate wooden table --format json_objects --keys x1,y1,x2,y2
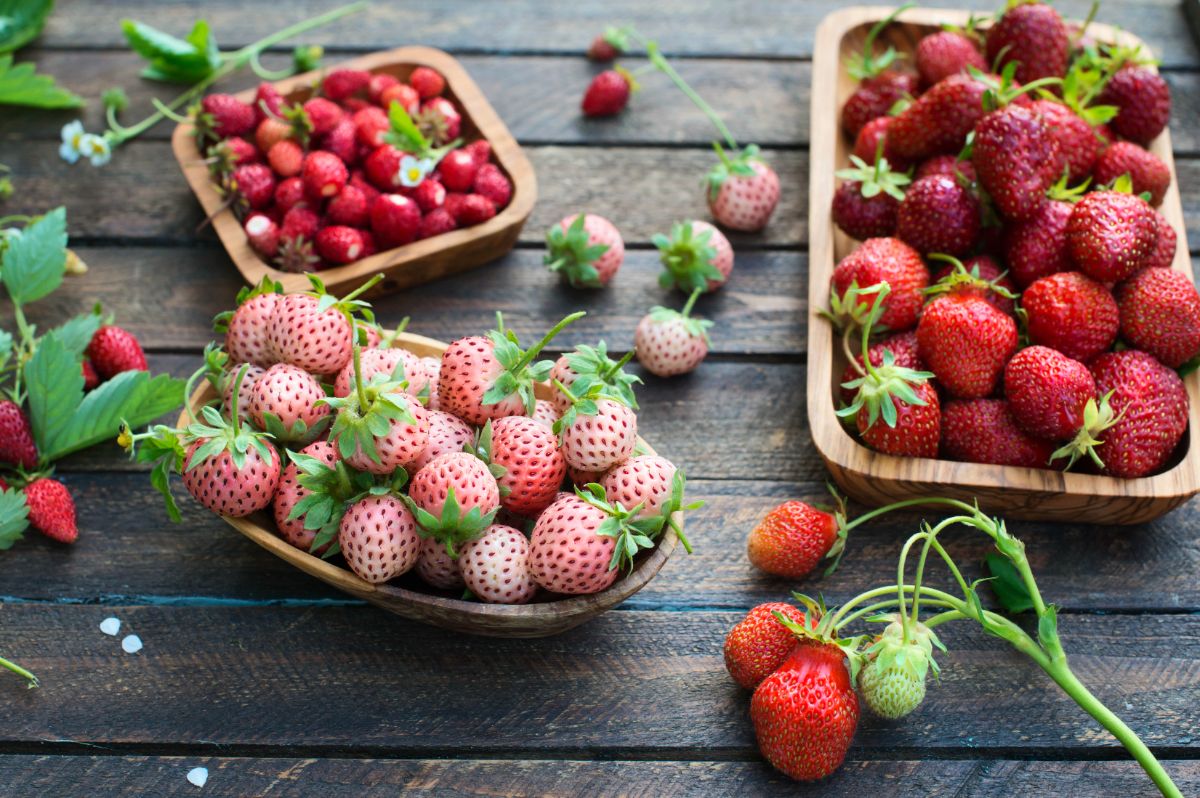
[{"x1": 2, "y1": 1, "x2": 1199, "y2": 795}]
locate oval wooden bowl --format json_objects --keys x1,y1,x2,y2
[
  {"x1": 178, "y1": 331, "x2": 681, "y2": 637},
  {"x1": 808, "y1": 7, "x2": 1200, "y2": 524},
  {"x1": 171, "y1": 46, "x2": 537, "y2": 297}
]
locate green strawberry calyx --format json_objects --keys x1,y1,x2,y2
[
  {"x1": 181, "y1": 365, "x2": 277, "y2": 473},
  {"x1": 321, "y1": 343, "x2": 418, "y2": 469},
  {"x1": 844, "y1": 2, "x2": 914, "y2": 81},
  {"x1": 482, "y1": 311, "x2": 587, "y2": 414},
  {"x1": 304, "y1": 272, "x2": 384, "y2": 328},
  {"x1": 834, "y1": 147, "x2": 911, "y2": 202},
  {"x1": 551, "y1": 378, "x2": 629, "y2": 442},
  {"x1": 654, "y1": 220, "x2": 723, "y2": 293},
  {"x1": 287, "y1": 448, "x2": 380, "y2": 560},
  {"x1": 576, "y1": 482, "x2": 667, "y2": 573},
  {"x1": 563, "y1": 340, "x2": 642, "y2": 410},
  {"x1": 646, "y1": 288, "x2": 713, "y2": 346},
  {"x1": 705, "y1": 142, "x2": 769, "y2": 202},
  {"x1": 544, "y1": 214, "x2": 612, "y2": 288},
  {"x1": 923, "y1": 253, "x2": 1017, "y2": 302},
  {"x1": 973, "y1": 63, "x2": 1061, "y2": 112},
  {"x1": 212, "y1": 275, "x2": 283, "y2": 334},
  {"x1": 1051, "y1": 391, "x2": 1121, "y2": 471},
  {"x1": 463, "y1": 420, "x2": 511, "y2": 497},
  {"x1": 401, "y1": 486, "x2": 498, "y2": 558},
  {"x1": 838, "y1": 349, "x2": 933, "y2": 430}
]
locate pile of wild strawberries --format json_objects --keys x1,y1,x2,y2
[
  {"x1": 130, "y1": 278, "x2": 692, "y2": 604},
  {"x1": 195, "y1": 65, "x2": 512, "y2": 273},
  {"x1": 829, "y1": 2, "x2": 1195, "y2": 479}
]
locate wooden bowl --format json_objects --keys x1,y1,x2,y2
[
  {"x1": 808, "y1": 7, "x2": 1200, "y2": 524},
  {"x1": 172, "y1": 47, "x2": 537, "y2": 297},
  {"x1": 178, "y1": 331, "x2": 681, "y2": 638}
]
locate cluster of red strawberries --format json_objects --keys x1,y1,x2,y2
[
  {"x1": 829, "y1": 2, "x2": 1195, "y2": 479},
  {"x1": 195, "y1": 65, "x2": 512, "y2": 273},
  {"x1": 128, "y1": 277, "x2": 694, "y2": 604}
]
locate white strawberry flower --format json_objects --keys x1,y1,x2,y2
[
  {"x1": 398, "y1": 154, "x2": 434, "y2": 187},
  {"x1": 81, "y1": 133, "x2": 112, "y2": 166},
  {"x1": 59, "y1": 121, "x2": 86, "y2": 163}
]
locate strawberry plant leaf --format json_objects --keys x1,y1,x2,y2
[
  {"x1": 24, "y1": 330, "x2": 81, "y2": 454},
  {"x1": 1, "y1": 206, "x2": 67, "y2": 305},
  {"x1": 0, "y1": 487, "x2": 29, "y2": 549},
  {"x1": 121, "y1": 18, "x2": 222, "y2": 84},
  {"x1": 49, "y1": 311, "x2": 103, "y2": 357},
  {"x1": 0, "y1": 54, "x2": 82, "y2": 108},
  {"x1": 41, "y1": 371, "x2": 186, "y2": 461},
  {"x1": 0, "y1": 0, "x2": 53, "y2": 54}
]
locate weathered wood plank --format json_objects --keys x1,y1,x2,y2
[
  {"x1": 0, "y1": 605, "x2": 1196, "y2": 755},
  {"x1": 1, "y1": 755, "x2": 1197, "y2": 797},
  {"x1": 38, "y1": 0, "x2": 1200, "y2": 67}
]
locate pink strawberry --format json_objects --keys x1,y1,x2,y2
[
  {"x1": 273, "y1": 440, "x2": 338, "y2": 552},
  {"x1": 1022, "y1": 272, "x2": 1119, "y2": 362},
  {"x1": 459, "y1": 524, "x2": 538, "y2": 604},
  {"x1": 332, "y1": 347, "x2": 425, "y2": 399},
  {"x1": 24, "y1": 478, "x2": 77, "y2": 543},
  {"x1": 544, "y1": 213, "x2": 625, "y2": 288},
  {"x1": 410, "y1": 66, "x2": 445, "y2": 98},
  {"x1": 437, "y1": 149, "x2": 480, "y2": 192},
  {"x1": 245, "y1": 213, "x2": 280, "y2": 258},
  {"x1": 529, "y1": 491, "x2": 617, "y2": 594},
  {"x1": 407, "y1": 451, "x2": 501, "y2": 559},
  {"x1": 410, "y1": 409, "x2": 474, "y2": 472},
  {"x1": 635, "y1": 290, "x2": 712, "y2": 377},
  {"x1": 370, "y1": 193, "x2": 422, "y2": 248},
  {"x1": 1090, "y1": 350, "x2": 1188, "y2": 478},
  {"x1": 473, "y1": 164, "x2": 512, "y2": 208},
  {"x1": 706, "y1": 146, "x2": 780, "y2": 232},
  {"x1": 247, "y1": 363, "x2": 330, "y2": 436},
  {"x1": 416, "y1": 537, "x2": 464, "y2": 589},
  {"x1": 339, "y1": 494, "x2": 421, "y2": 583},
  {"x1": 481, "y1": 417, "x2": 567, "y2": 517},
  {"x1": 549, "y1": 343, "x2": 641, "y2": 415},
  {"x1": 582, "y1": 69, "x2": 633, "y2": 116},
  {"x1": 86, "y1": 325, "x2": 148, "y2": 379},
  {"x1": 327, "y1": 352, "x2": 430, "y2": 475},
  {"x1": 221, "y1": 287, "x2": 280, "y2": 368},
  {"x1": 554, "y1": 392, "x2": 637, "y2": 473},
  {"x1": 265, "y1": 278, "x2": 361, "y2": 375},
  {"x1": 180, "y1": 410, "x2": 281, "y2": 517},
  {"x1": 198, "y1": 94, "x2": 256, "y2": 139},
  {"x1": 1116, "y1": 267, "x2": 1200, "y2": 368},
  {"x1": 315, "y1": 226, "x2": 366, "y2": 265},
  {"x1": 656, "y1": 220, "x2": 734, "y2": 293},
  {"x1": 531, "y1": 399, "x2": 559, "y2": 429},
  {"x1": 601, "y1": 455, "x2": 678, "y2": 520},
  {"x1": 326, "y1": 185, "x2": 370, "y2": 228},
  {"x1": 322, "y1": 68, "x2": 372, "y2": 101},
  {"x1": 0, "y1": 400, "x2": 37, "y2": 469}
]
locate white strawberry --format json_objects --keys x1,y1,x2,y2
[
  {"x1": 333, "y1": 347, "x2": 427, "y2": 399},
  {"x1": 222, "y1": 363, "x2": 264, "y2": 420},
  {"x1": 416, "y1": 536, "x2": 464, "y2": 589},
  {"x1": 549, "y1": 341, "x2": 641, "y2": 414},
  {"x1": 248, "y1": 363, "x2": 331, "y2": 442},
  {"x1": 530, "y1": 399, "x2": 559, "y2": 429},
  {"x1": 553, "y1": 384, "x2": 638, "y2": 473},
  {"x1": 273, "y1": 440, "x2": 339, "y2": 553},
  {"x1": 654, "y1": 220, "x2": 734, "y2": 293},
  {"x1": 634, "y1": 289, "x2": 713, "y2": 377},
  {"x1": 266, "y1": 274, "x2": 379, "y2": 375},
  {"x1": 419, "y1": 355, "x2": 441, "y2": 409},
  {"x1": 472, "y1": 418, "x2": 566, "y2": 517},
  {"x1": 218, "y1": 279, "x2": 282, "y2": 368},
  {"x1": 459, "y1": 524, "x2": 538, "y2": 604},
  {"x1": 601, "y1": 455, "x2": 678, "y2": 519},
  {"x1": 706, "y1": 144, "x2": 780, "y2": 232},
  {"x1": 406, "y1": 451, "x2": 501, "y2": 558},
  {"x1": 409, "y1": 409, "x2": 475, "y2": 472},
  {"x1": 543, "y1": 213, "x2": 625, "y2": 287},
  {"x1": 339, "y1": 494, "x2": 421, "y2": 584}
]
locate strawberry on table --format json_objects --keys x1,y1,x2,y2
[
  {"x1": 634, "y1": 289, "x2": 713, "y2": 377},
  {"x1": 0, "y1": 400, "x2": 39, "y2": 470},
  {"x1": 724, "y1": 602, "x2": 809, "y2": 689},
  {"x1": 654, "y1": 220, "x2": 733, "y2": 293},
  {"x1": 544, "y1": 213, "x2": 625, "y2": 288},
  {"x1": 24, "y1": 478, "x2": 78, "y2": 544},
  {"x1": 86, "y1": 325, "x2": 148, "y2": 379},
  {"x1": 581, "y1": 68, "x2": 636, "y2": 117},
  {"x1": 746, "y1": 500, "x2": 841, "y2": 580},
  {"x1": 706, "y1": 144, "x2": 781, "y2": 232}
]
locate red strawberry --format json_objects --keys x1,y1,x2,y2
[
  {"x1": 930, "y1": 255, "x2": 1016, "y2": 316},
  {"x1": 274, "y1": 176, "x2": 306, "y2": 214},
  {"x1": 917, "y1": 294, "x2": 1018, "y2": 398},
  {"x1": 582, "y1": 69, "x2": 633, "y2": 116},
  {"x1": 318, "y1": 118, "x2": 359, "y2": 166},
  {"x1": 1067, "y1": 190, "x2": 1158, "y2": 283},
  {"x1": 453, "y1": 194, "x2": 495, "y2": 226},
  {"x1": 985, "y1": 2, "x2": 1069, "y2": 83},
  {"x1": 973, "y1": 104, "x2": 1063, "y2": 222},
  {"x1": 940, "y1": 399, "x2": 1058, "y2": 468},
  {"x1": 465, "y1": 139, "x2": 492, "y2": 164},
  {"x1": 1117, "y1": 267, "x2": 1200, "y2": 368},
  {"x1": 1098, "y1": 65, "x2": 1171, "y2": 145},
  {"x1": 601, "y1": 455, "x2": 679, "y2": 521},
  {"x1": 370, "y1": 193, "x2": 422, "y2": 248},
  {"x1": 1093, "y1": 141, "x2": 1171, "y2": 206},
  {"x1": 1031, "y1": 99, "x2": 1098, "y2": 182},
  {"x1": 417, "y1": 97, "x2": 461, "y2": 144},
  {"x1": 485, "y1": 416, "x2": 567, "y2": 517},
  {"x1": 409, "y1": 66, "x2": 445, "y2": 98},
  {"x1": 81, "y1": 358, "x2": 100, "y2": 391},
  {"x1": 472, "y1": 163, "x2": 512, "y2": 208},
  {"x1": 24, "y1": 478, "x2": 77, "y2": 544},
  {"x1": 326, "y1": 185, "x2": 370, "y2": 227},
  {"x1": 198, "y1": 94, "x2": 256, "y2": 139},
  {"x1": 1003, "y1": 199, "x2": 1073, "y2": 288},
  {"x1": 437, "y1": 149, "x2": 480, "y2": 192},
  {"x1": 915, "y1": 155, "x2": 976, "y2": 183},
  {"x1": 1145, "y1": 210, "x2": 1178, "y2": 270},
  {"x1": 315, "y1": 225, "x2": 366, "y2": 264},
  {"x1": 322, "y1": 68, "x2": 372, "y2": 101},
  {"x1": 831, "y1": 152, "x2": 909, "y2": 240},
  {"x1": 380, "y1": 83, "x2": 420, "y2": 115},
  {"x1": 302, "y1": 97, "x2": 343, "y2": 136},
  {"x1": 746, "y1": 500, "x2": 839, "y2": 579},
  {"x1": 231, "y1": 163, "x2": 276, "y2": 210},
  {"x1": 181, "y1": 413, "x2": 281, "y2": 517},
  {"x1": 281, "y1": 205, "x2": 320, "y2": 242},
  {"x1": 210, "y1": 136, "x2": 259, "y2": 168},
  {"x1": 635, "y1": 292, "x2": 712, "y2": 377},
  {"x1": 544, "y1": 213, "x2": 625, "y2": 288},
  {"x1": 1004, "y1": 346, "x2": 1098, "y2": 441},
  {"x1": 364, "y1": 145, "x2": 407, "y2": 191},
  {"x1": 302, "y1": 150, "x2": 348, "y2": 200},
  {"x1": 87, "y1": 325, "x2": 148, "y2": 379},
  {"x1": 223, "y1": 290, "x2": 280, "y2": 368},
  {"x1": 419, "y1": 207, "x2": 458, "y2": 239},
  {"x1": 244, "y1": 213, "x2": 280, "y2": 258},
  {"x1": 352, "y1": 106, "x2": 390, "y2": 149},
  {"x1": 1090, "y1": 350, "x2": 1188, "y2": 477},
  {"x1": 248, "y1": 362, "x2": 330, "y2": 436},
  {"x1": 888, "y1": 73, "x2": 989, "y2": 160},
  {"x1": 412, "y1": 178, "x2": 446, "y2": 212},
  {"x1": 267, "y1": 139, "x2": 304, "y2": 177},
  {"x1": 896, "y1": 174, "x2": 980, "y2": 255},
  {"x1": 0, "y1": 400, "x2": 37, "y2": 469},
  {"x1": 751, "y1": 638, "x2": 859, "y2": 782},
  {"x1": 706, "y1": 146, "x2": 781, "y2": 232},
  {"x1": 586, "y1": 27, "x2": 628, "y2": 62},
  {"x1": 459, "y1": 524, "x2": 538, "y2": 604},
  {"x1": 656, "y1": 220, "x2": 734, "y2": 293},
  {"x1": 851, "y1": 116, "x2": 912, "y2": 173},
  {"x1": 265, "y1": 282, "x2": 355, "y2": 375},
  {"x1": 253, "y1": 82, "x2": 284, "y2": 122},
  {"x1": 1023, "y1": 271, "x2": 1119, "y2": 362},
  {"x1": 339, "y1": 494, "x2": 421, "y2": 583},
  {"x1": 857, "y1": 379, "x2": 941, "y2": 458},
  {"x1": 838, "y1": 331, "x2": 923, "y2": 404},
  {"x1": 368, "y1": 73, "x2": 399, "y2": 103},
  {"x1": 841, "y1": 72, "x2": 919, "y2": 138},
  {"x1": 724, "y1": 602, "x2": 808, "y2": 689},
  {"x1": 554, "y1": 394, "x2": 637, "y2": 473},
  {"x1": 410, "y1": 409, "x2": 474, "y2": 472},
  {"x1": 273, "y1": 440, "x2": 338, "y2": 552},
  {"x1": 916, "y1": 30, "x2": 985, "y2": 87},
  {"x1": 830, "y1": 237, "x2": 929, "y2": 332}
]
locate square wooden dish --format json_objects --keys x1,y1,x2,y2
[
  {"x1": 172, "y1": 46, "x2": 537, "y2": 296},
  {"x1": 808, "y1": 6, "x2": 1200, "y2": 524},
  {"x1": 179, "y1": 331, "x2": 681, "y2": 638}
]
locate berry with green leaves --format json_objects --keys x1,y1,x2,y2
[
  {"x1": 654, "y1": 220, "x2": 733, "y2": 293},
  {"x1": 706, "y1": 144, "x2": 781, "y2": 232},
  {"x1": 553, "y1": 381, "x2": 638, "y2": 474},
  {"x1": 458, "y1": 523, "x2": 538, "y2": 604},
  {"x1": 469, "y1": 417, "x2": 566, "y2": 518},
  {"x1": 405, "y1": 451, "x2": 501, "y2": 559},
  {"x1": 549, "y1": 341, "x2": 640, "y2": 414},
  {"x1": 832, "y1": 150, "x2": 911, "y2": 240},
  {"x1": 544, "y1": 213, "x2": 625, "y2": 288},
  {"x1": 634, "y1": 289, "x2": 713, "y2": 377},
  {"x1": 340, "y1": 492, "x2": 421, "y2": 584},
  {"x1": 266, "y1": 273, "x2": 381, "y2": 376}
]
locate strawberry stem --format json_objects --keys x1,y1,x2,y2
[
  {"x1": 351, "y1": 343, "x2": 368, "y2": 409},
  {"x1": 0, "y1": 655, "x2": 38, "y2": 689},
  {"x1": 511, "y1": 312, "x2": 586, "y2": 374},
  {"x1": 680, "y1": 287, "x2": 703, "y2": 319},
  {"x1": 227, "y1": 363, "x2": 250, "y2": 436},
  {"x1": 644, "y1": 41, "x2": 739, "y2": 151},
  {"x1": 601, "y1": 348, "x2": 637, "y2": 380}
]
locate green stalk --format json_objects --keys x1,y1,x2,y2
[
  {"x1": 0, "y1": 655, "x2": 38, "y2": 688},
  {"x1": 644, "y1": 41, "x2": 738, "y2": 151},
  {"x1": 833, "y1": 596, "x2": 958, "y2": 630},
  {"x1": 601, "y1": 348, "x2": 637, "y2": 380},
  {"x1": 509, "y1": 312, "x2": 586, "y2": 374}
]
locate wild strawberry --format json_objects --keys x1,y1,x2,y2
[
  {"x1": 466, "y1": 139, "x2": 492, "y2": 164},
  {"x1": 302, "y1": 97, "x2": 343, "y2": 136},
  {"x1": 322, "y1": 68, "x2": 372, "y2": 101},
  {"x1": 248, "y1": 362, "x2": 331, "y2": 439},
  {"x1": 302, "y1": 150, "x2": 348, "y2": 200},
  {"x1": 370, "y1": 193, "x2": 422, "y2": 248},
  {"x1": 267, "y1": 139, "x2": 303, "y2": 177},
  {"x1": 985, "y1": 2, "x2": 1069, "y2": 83},
  {"x1": 364, "y1": 144, "x2": 406, "y2": 191},
  {"x1": 410, "y1": 409, "x2": 474, "y2": 472},
  {"x1": 940, "y1": 398, "x2": 1058, "y2": 468},
  {"x1": 1067, "y1": 190, "x2": 1158, "y2": 283},
  {"x1": 917, "y1": 294, "x2": 1018, "y2": 399},
  {"x1": 0, "y1": 400, "x2": 37, "y2": 469},
  {"x1": 81, "y1": 359, "x2": 100, "y2": 391},
  {"x1": 266, "y1": 277, "x2": 363, "y2": 375},
  {"x1": 180, "y1": 400, "x2": 281, "y2": 517},
  {"x1": 352, "y1": 106, "x2": 390, "y2": 149},
  {"x1": 724, "y1": 602, "x2": 809, "y2": 690},
  {"x1": 318, "y1": 118, "x2": 359, "y2": 166},
  {"x1": 86, "y1": 325, "x2": 148, "y2": 379},
  {"x1": 326, "y1": 185, "x2": 370, "y2": 228},
  {"x1": 417, "y1": 97, "x2": 461, "y2": 145},
  {"x1": 1098, "y1": 65, "x2": 1171, "y2": 145},
  {"x1": 443, "y1": 192, "x2": 469, "y2": 221},
  {"x1": 916, "y1": 30, "x2": 985, "y2": 86},
  {"x1": 634, "y1": 290, "x2": 713, "y2": 377},
  {"x1": 315, "y1": 225, "x2": 365, "y2": 265},
  {"x1": 472, "y1": 163, "x2": 512, "y2": 208},
  {"x1": 587, "y1": 27, "x2": 629, "y2": 62},
  {"x1": 409, "y1": 66, "x2": 445, "y2": 98},
  {"x1": 544, "y1": 213, "x2": 625, "y2": 288},
  {"x1": 915, "y1": 154, "x2": 976, "y2": 183},
  {"x1": 437, "y1": 149, "x2": 479, "y2": 193},
  {"x1": 706, "y1": 146, "x2": 781, "y2": 232},
  {"x1": 831, "y1": 153, "x2": 910, "y2": 240},
  {"x1": 253, "y1": 82, "x2": 284, "y2": 122},
  {"x1": 438, "y1": 313, "x2": 581, "y2": 425},
  {"x1": 419, "y1": 207, "x2": 458, "y2": 239},
  {"x1": 929, "y1": 255, "x2": 1016, "y2": 316},
  {"x1": 478, "y1": 417, "x2": 566, "y2": 517},
  {"x1": 380, "y1": 82, "x2": 420, "y2": 115},
  {"x1": 829, "y1": 237, "x2": 928, "y2": 332},
  {"x1": 973, "y1": 104, "x2": 1063, "y2": 222},
  {"x1": 1117, "y1": 267, "x2": 1200, "y2": 368},
  {"x1": 838, "y1": 331, "x2": 923, "y2": 405},
  {"x1": 550, "y1": 342, "x2": 641, "y2": 414},
  {"x1": 242, "y1": 213, "x2": 279, "y2": 258},
  {"x1": 1023, "y1": 271, "x2": 1119, "y2": 362},
  {"x1": 888, "y1": 72, "x2": 989, "y2": 160},
  {"x1": 255, "y1": 116, "x2": 292, "y2": 152},
  {"x1": 339, "y1": 494, "x2": 420, "y2": 583},
  {"x1": 601, "y1": 455, "x2": 680, "y2": 520},
  {"x1": 858, "y1": 618, "x2": 937, "y2": 719},
  {"x1": 459, "y1": 524, "x2": 538, "y2": 604},
  {"x1": 1093, "y1": 141, "x2": 1171, "y2": 206},
  {"x1": 553, "y1": 389, "x2": 637, "y2": 474},
  {"x1": 412, "y1": 178, "x2": 446, "y2": 212},
  {"x1": 221, "y1": 286, "x2": 280, "y2": 368},
  {"x1": 272, "y1": 440, "x2": 338, "y2": 553},
  {"x1": 747, "y1": 499, "x2": 841, "y2": 579},
  {"x1": 1030, "y1": 99, "x2": 1098, "y2": 182},
  {"x1": 364, "y1": 72, "x2": 397, "y2": 102},
  {"x1": 274, "y1": 176, "x2": 306, "y2": 213},
  {"x1": 1145, "y1": 210, "x2": 1178, "y2": 270},
  {"x1": 896, "y1": 174, "x2": 980, "y2": 255},
  {"x1": 24, "y1": 478, "x2": 77, "y2": 544},
  {"x1": 1004, "y1": 346, "x2": 1098, "y2": 442},
  {"x1": 841, "y1": 72, "x2": 919, "y2": 138},
  {"x1": 455, "y1": 194, "x2": 496, "y2": 226},
  {"x1": 1090, "y1": 350, "x2": 1188, "y2": 477},
  {"x1": 655, "y1": 220, "x2": 733, "y2": 293},
  {"x1": 209, "y1": 136, "x2": 259, "y2": 169},
  {"x1": 281, "y1": 205, "x2": 320, "y2": 241},
  {"x1": 851, "y1": 116, "x2": 912, "y2": 173},
  {"x1": 751, "y1": 638, "x2": 859, "y2": 782},
  {"x1": 198, "y1": 94, "x2": 256, "y2": 139},
  {"x1": 1003, "y1": 199, "x2": 1073, "y2": 288},
  {"x1": 582, "y1": 69, "x2": 634, "y2": 116},
  {"x1": 231, "y1": 163, "x2": 276, "y2": 210}
]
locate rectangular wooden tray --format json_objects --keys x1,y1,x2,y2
[
  {"x1": 172, "y1": 46, "x2": 537, "y2": 296},
  {"x1": 808, "y1": 6, "x2": 1200, "y2": 524}
]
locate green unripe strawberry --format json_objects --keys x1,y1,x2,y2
[{"x1": 858, "y1": 617, "x2": 942, "y2": 719}]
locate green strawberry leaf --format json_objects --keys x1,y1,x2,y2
[
  {"x1": 49, "y1": 310, "x2": 104, "y2": 358},
  {"x1": 121, "y1": 18, "x2": 222, "y2": 84},
  {"x1": 1, "y1": 207, "x2": 67, "y2": 305},
  {"x1": 384, "y1": 100, "x2": 430, "y2": 154},
  {"x1": 983, "y1": 552, "x2": 1035, "y2": 614},
  {"x1": 0, "y1": 486, "x2": 29, "y2": 549},
  {"x1": 0, "y1": 54, "x2": 82, "y2": 108},
  {"x1": 24, "y1": 331, "x2": 81, "y2": 456},
  {"x1": 0, "y1": 0, "x2": 53, "y2": 54}
]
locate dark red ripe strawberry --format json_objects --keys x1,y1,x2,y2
[
  {"x1": 888, "y1": 73, "x2": 988, "y2": 161},
  {"x1": 370, "y1": 193, "x2": 422, "y2": 248},
  {"x1": 839, "y1": 331, "x2": 923, "y2": 404},
  {"x1": 81, "y1": 358, "x2": 100, "y2": 391},
  {"x1": 326, "y1": 185, "x2": 370, "y2": 227},
  {"x1": 419, "y1": 207, "x2": 458, "y2": 239},
  {"x1": 831, "y1": 237, "x2": 929, "y2": 332},
  {"x1": 587, "y1": 35, "x2": 619, "y2": 62},
  {"x1": 412, "y1": 178, "x2": 446, "y2": 212},
  {"x1": 318, "y1": 118, "x2": 360, "y2": 167},
  {"x1": 724, "y1": 603, "x2": 809, "y2": 690},
  {"x1": 1022, "y1": 272, "x2": 1119, "y2": 362},
  {"x1": 25, "y1": 478, "x2": 77, "y2": 544},
  {"x1": 582, "y1": 70, "x2": 632, "y2": 116},
  {"x1": 841, "y1": 72, "x2": 919, "y2": 138},
  {"x1": 0, "y1": 400, "x2": 37, "y2": 469},
  {"x1": 200, "y1": 94, "x2": 256, "y2": 138},
  {"x1": 1090, "y1": 350, "x2": 1188, "y2": 478},
  {"x1": 896, "y1": 174, "x2": 980, "y2": 256},
  {"x1": 231, "y1": 163, "x2": 275, "y2": 210},
  {"x1": 832, "y1": 181, "x2": 899, "y2": 240},
  {"x1": 466, "y1": 139, "x2": 492, "y2": 164},
  {"x1": 315, "y1": 225, "x2": 366, "y2": 265},
  {"x1": 985, "y1": 2, "x2": 1069, "y2": 83},
  {"x1": 858, "y1": 379, "x2": 941, "y2": 458},
  {"x1": 409, "y1": 66, "x2": 445, "y2": 98},
  {"x1": 364, "y1": 145, "x2": 406, "y2": 191},
  {"x1": 1031, "y1": 99, "x2": 1098, "y2": 182},
  {"x1": 915, "y1": 155, "x2": 976, "y2": 183},
  {"x1": 87, "y1": 325, "x2": 148, "y2": 379},
  {"x1": 746, "y1": 501, "x2": 838, "y2": 580},
  {"x1": 1145, "y1": 210, "x2": 1178, "y2": 270},
  {"x1": 437, "y1": 149, "x2": 480, "y2": 192},
  {"x1": 941, "y1": 399, "x2": 1058, "y2": 468},
  {"x1": 852, "y1": 116, "x2": 912, "y2": 172},
  {"x1": 973, "y1": 104, "x2": 1063, "y2": 222},
  {"x1": 1098, "y1": 66, "x2": 1171, "y2": 145},
  {"x1": 931, "y1": 255, "x2": 1015, "y2": 316},
  {"x1": 1067, "y1": 191, "x2": 1158, "y2": 283},
  {"x1": 302, "y1": 97, "x2": 344, "y2": 136},
  {"x1": 473, "y1": 164, "x2": 512, "y2": 208},
  {"x1": 1003, "y1": 199, "x2": 1073, "y2": 288},
  {"x1": 751, "y1": 639, "x2": 859, "y2": 782},
  {"x1": 917, "y1": 294, "x2": 1018, "y2": 399},
  {"x1": 453, "y1": 194, "x2": 496, "y2": 226},
  {"x1": 915, "y1": 30, "x2": 986, "y2": 87},
  {"x1": 302, "y1": 150, "x2": 349, "y2": 200},
  {"x1": 1116, "y1": 267, "x2": 1200, "y2": 368},
  {"x1": 274, "y1": 176, "x2": 306, "y2": 214},
  {"x1": 352, "y1": 106, "x2": 390, "y2": 148},
  {"x1": 1093, "y1": 141, "x2": 1171, "y2": 206},
  {"x1": 322, "y1": 68, "x2": 371, "y2": 101},
  {"x1": 217, "y1": 136, "x2": 259, "y2": 167},
  {"x1": 1004, "y1": 346, "x2": 1097, "y2": 441},
  {"x1": 254, "y1": 82, "x2": 284, "y2": 122}
]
